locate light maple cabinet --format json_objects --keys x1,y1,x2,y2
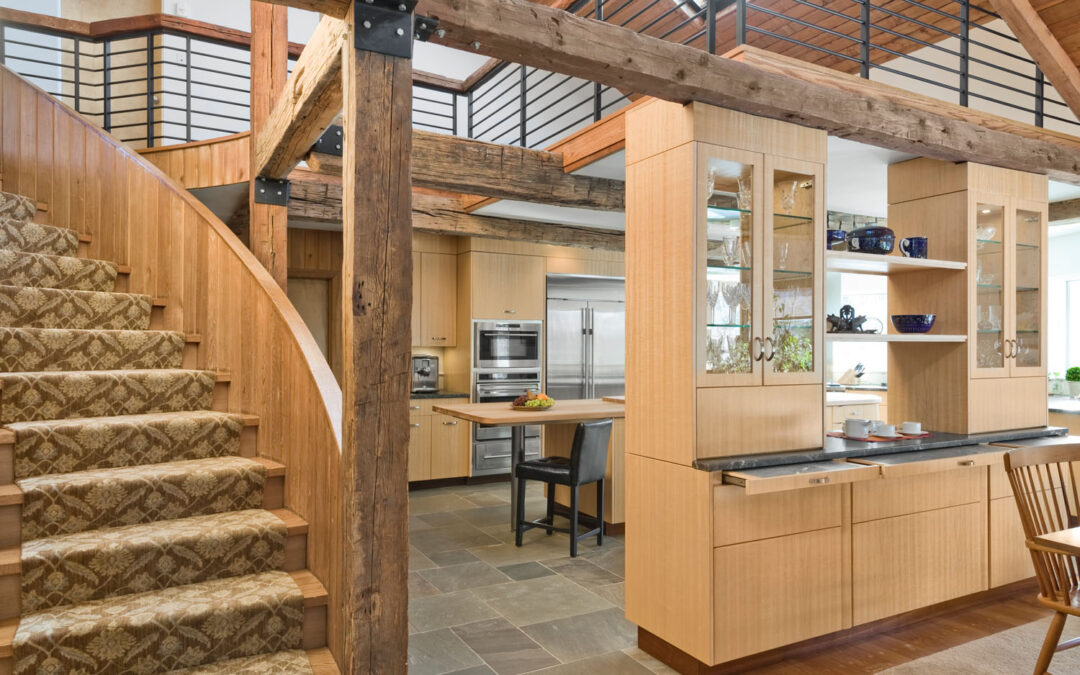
[
  {"x1": 469, "y1": 251, "x2": 545, "y2": 320},
  {"x1": 408, "y1": 398, "x2": 470, "y2": 482},
  {"x1": 413, "y1": 252, "x2": 457, "y2": 347},
  {"x1": 887, "y1": 159, "x2": 1048, "y2": 433}
]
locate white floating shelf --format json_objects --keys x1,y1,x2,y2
[
  {"x1": 826, "y1": 333, "x2": 967, "y2": 343},
  {"x1": 826, "y1": 251, "x2": 967, "y2": 274}
]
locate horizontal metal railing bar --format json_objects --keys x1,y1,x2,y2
[
  {"x1": 185, "y1": 93, "x2": 249, "y2": 108},
  {"x1": 867, "y1": 3, "x2": 961, "y2": 42},
  {"x1": 472, "y1": 106, "x2": 524, "y2": 139},
  {"x1": 863, "y1": 20, "x2": 963, "y2": 59},
  {"x1": 618, "y1": 0, "x2": 665, "y2": 29},
  {"x1": 470, "y1": 64, "x2": 519, "y2": 104},
  {"x1": 748, "y1": 3, "x2": 862, "y2": 44},
  {"x1": 747, "y1": 25, "x2": 863, "y2": 63},
  {"x1": 161, "y1": 105, "x2": 250, "y2": 122},
  {"x1": 413, "y1": 93, "x2": 454, "y2": 107},
  {"x1": 968, "y1": 33, "x2": 1036, "y2": 66},
  {"x1": 969, "y1": 19, "x2": 1022, "y2": 45},
  {"x1": 639, "y1": 0, "x2": 701, "y2": 35},
  {"x1": 660, "y1": 6, "x2": 707, "y2": 40},
  {"x1": 784, "y1": 0, "x2": 865, "y2": 26},
  {"x1": 470, "y1": 92, "x2": 522, "y2": 130},
  {"x1": 871, "y1": 61, "x2": 962, "y2": 92},
  {"x1": 967, "y1": 72, "x2": 1041, "y2": 100},
  {"x1": 528, "y1": 73, "x2": 585, "y2": 108},
  {"x1": 185, "y1": 63, "x2": 250, "y2": 81},
  {"x1": 878, "y1": 0, "x2": 963, "y2": 27},
  {"x1": 413, "y1": 109, "x2": 455, "y2": 120},
  {"x1": 682, "y1": 26, "x2": 707, "y2": 45},
  {"x1": 2, "y1": 37, "x2": 80, "y2": 55},
  {"x1": 869, "y1": 41, "x2": 963, "y2": 76},
  {"x1": 182, "y1": 46, "x2": 253, "y2": 67},
  {"x1": 966, "y1": 89, "x2": 1049, "y2": 119},
  {"x1": 469, "y1": 79, "x2": 519, "y2": 116},
  {"x1": 530, "y1": 110, "x2": 596, "y2": 148},
  {"x1": 524, "y1": 69, "x2": 561, "y2": 98},
  {"x1": 2, "y1": 54, "x2": 80, "y2": 71},
  {"x1": 602, "y1": 95, "x2": 631, "y2": 112},
  {"x1": 966, "y1": 54, "x2": 1039, "y2": 83},
  {"x1": 526, "y1": 92, "x2": 597, "y2": 134},
  {"x1": 602, "y1": 0, "x2": 640, "y2": 23}
]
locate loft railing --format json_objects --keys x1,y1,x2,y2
[
  {"x1": 0, "y1": 11, "x2": 458, "y2": 148},
  {"x1": 560, "y1": 0, "x2": 1079, "y2": 134}
]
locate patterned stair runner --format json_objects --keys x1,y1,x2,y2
[{"x1": 0, "y1": 189, "x2": 324, "y2": 674}]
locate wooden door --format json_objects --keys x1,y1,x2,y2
[
  {"x1": 1008, "y1": 198, "x2": 1047, "y2": 378},
  {"x1": 470, "y1": 252, "x2": 546, "y2": 320},
  {"x1": 696, "y1": 144, "x2": 764, "y2": 388},
  {"x1": 969, "y1": 193, "x2": 1010, "y2": 379},
  {"x1": 411, "y1": 251, "x2": 423, "y2": 347},
  {"x1": 420, "y1": 252, "x2": 457, "y2": 347},
  {"x1": 408, "y1": 415, "x2": 431, "y2": 482},
  {"x1": 762, "y1": 156, "x2": 823, "y2": 386},
  {"x1": 430, "y1": 410, "x2": 469, "y2": 479}
]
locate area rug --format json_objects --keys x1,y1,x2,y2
[{"x1": 880, "y1": 616, "x2": 1080, "y2": 673}]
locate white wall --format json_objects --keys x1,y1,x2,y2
[{"x1": 1049, "y1": 225, "x2": 1080, "y2": 375}]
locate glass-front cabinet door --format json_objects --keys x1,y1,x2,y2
[
  {"x1": 972, "y1": 197, "x2": 1008, "y2": 378},
  {"x1": 763, "y1": 157, "x2": 822, "y2": 386},
  {"x1": 698, "y1": 146, "x2": 762, "y2": 387},
  {"x1": 1010, "y1": 200, "x2": 1047, "y2": 376}
]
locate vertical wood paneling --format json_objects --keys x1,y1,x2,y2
[{"x1": 0, "y1": 66, "x2": 345, "y2": 669}]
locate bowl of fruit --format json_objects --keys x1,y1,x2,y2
[{"x1": 511, "y1": 391, "x2": 556, "y2": 411}]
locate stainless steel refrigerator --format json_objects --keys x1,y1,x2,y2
[{"x1": 546, "y1": 274, "x2": 625, "y2": 400}]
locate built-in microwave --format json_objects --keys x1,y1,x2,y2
[{"x1": 473, "y1": 320, "x2": 542, "y2": 370}]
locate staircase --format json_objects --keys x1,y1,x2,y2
[{"x1": 0, "y1": 193, "x2": 337, "y2": 673}]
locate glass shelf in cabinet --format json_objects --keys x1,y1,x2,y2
[
  {"x1": 707, "y1": 206, "x2": 751, "y2": 220},
  {"x1": 977, "y1": 329, "x2": 1004, "y2": 334},
  {"x1": 706, "y1": 323, "x2": 751, "y2": 329},
  {"x1": 977, "y1": 284, "x2": 1002, "y2": 290},
  {"x1": 774, "y1": 270, "x2": 813, "y2": 281},
  {"x1": 1016, "y1": 329, "x2": 1040, "y2": 334},
  {"x1": 976, "y1": 239, "x2": 1003, "y2": 247},
  {"x1": 1016, "y1": 243, "x2": 1039, "y2": 249},
  {"x1": 1017, "y1": 286, "x2": 1040, "y2": 292},
  {"x1": 707, "y1": 264, "x2": 751, "y2": 272}
]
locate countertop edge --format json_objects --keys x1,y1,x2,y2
[
  {"x1": 410, "y1": 392, "x2": 471, "y2": 400},
  {"x1": 693, "y1": 426, "x2": 1069, "y2": 472}
]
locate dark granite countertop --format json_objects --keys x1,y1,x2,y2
[
  {"x1": 1049, "y1": 396, "x2": 1080, "y2": 415},
  {"x1": 410, "y1": 391, "x2": 470, "y2": 400},
  {"x1": 693, "y1": 426, "x2": 1068, "y2": 472}
]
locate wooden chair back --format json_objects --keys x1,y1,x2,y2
[{"x1": 1004, "y1": 443, "x2": 1080, "y2": 606}]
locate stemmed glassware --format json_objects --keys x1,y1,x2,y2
[
  {"x1": 721, "y1": 282, "x2": 741, "y2": 325},
  {"x1": 780, "y1": 180, "x2": 798, "y2": 214},
  {"x1": 777, "y1": 242, "x2": 790, "y2": 270},
  {"x1": 737, "y1": 176, "x2": 752, "y2": 211},
  {"x1": 706, "y1": 281, "x2": 721, "y2": 325}
]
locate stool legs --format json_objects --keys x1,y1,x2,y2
[
  {"x1": 546, "y1": 481, "x2": 555, "y2": 535},
  {"x1": 596, "y1": 478, "x2": 604, "y2": 546},
  {"x1": 570, "y1": 485, "x2": 579, "y2": 557},
  {"x1": 514, "y1": 477, "x2": 526, "y2": 547}
]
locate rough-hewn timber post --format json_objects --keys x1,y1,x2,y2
[
  {"x1": 249, "y1": 1, "x2": 289, "y2": 288},
  {"x1": 340, "y1": 0, "x2": 412, "y2": 671}
]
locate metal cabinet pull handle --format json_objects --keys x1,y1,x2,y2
[
  {"x1": 764, "y1": 336, "x2": 776, "y2": 362},
  {"x1": 808, "y1": 477, "x2": 830, "y2": 485},
  {"x1": 504, "y1": 309, "x2": 517, "y2": 314},
  {"x1": 432, "y1": 336, "x2": 446, "y2": 341},
  {"x1": 409, "y1": 405, "x2": 421, "y2": 410},
  {"x1": 752, "y1": 337, "x2": 764, "y2": 361},
  {"x1": 958, "y1": 459, "x2": 975, "y2": 466},
  {"x1": 442, "y1": 421, "x2": 458, "y2": 426},
  {"x1": 410, "y1": 423, "x2": 421, "y2": 428}
]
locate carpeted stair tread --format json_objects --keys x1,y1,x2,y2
[
  {"x1": 11, "y1": 569, "x2": 305, "y2": 674},
  {"x1": 0, "y1": 368, "x2": 216, "y2": 423},
  {"x1": 166, "y1": 649, "x2": 316, "y2": 674},
  {"x1": 0, "y1": 283, "x2": 152, "y2": 330},
  {"x1": 20, "y1": 509, "x2": 288, "y2": 613},
  {"x1": 9, "y1": 410, "x2": 245, "y2": 480},
  {"x1": 0, "y1": 191, "x2": 34, "y2": 223},
  {"x1": 19, "y1": 456, "x2": 267, "y2": 540},
  {"x1": 0, "y1": 327, "x2": 184, "y2": 372},
  {"x1": 0, "y1": 219, "x2": 79, "y2": 256},
  {"x1": 0, "y1": 249, "x2": 117, "y2": 292}
]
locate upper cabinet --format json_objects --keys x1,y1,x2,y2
[
  {"x1": 627, "y1": 99, "x2": 826, "y2": 465},
  {"x1": 469, "y1": 251, "x2": 546, "y2": 320},
  {"x1": 413, "y1": 251, "x2": 458, "y2": 347}
]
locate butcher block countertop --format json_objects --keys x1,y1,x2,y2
[{"x1": 432, "y1": 399, "x2": 625, "y2": 425}]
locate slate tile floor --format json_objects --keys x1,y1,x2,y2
[{"x1": 408, "y1": 481, "x2": 675, "y2": 675}]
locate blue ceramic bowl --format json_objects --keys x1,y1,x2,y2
[
  {"x1": 847, "y1": 226, "x2": 895, "y2": 255},
  {"x1": 891, "y1": 314, "x2": 936, "y2": 333}
]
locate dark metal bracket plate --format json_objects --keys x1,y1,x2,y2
[
  {"x1": 253, "y1": 177, "x2": 290, "y2": 206},
  {"x1": 354, "y1": 0, "x2": 417, "y2": 59},
  {"x1": 313, "y1": 125, "x2": 344, "y2": 156}
]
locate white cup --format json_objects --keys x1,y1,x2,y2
[
  {"x1": 901, "y1": 421, "x2": 922, "y2": 435},
  {"x1": 875, "y1": 424, "x2": 897, "y2": 437},
  {"x1": 844, "y1": 418, "x2": 872, "y2": 439}
]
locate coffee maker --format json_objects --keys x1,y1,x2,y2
[{"x1": 411, "y1": 354, "x2": 439, "y2": 393}]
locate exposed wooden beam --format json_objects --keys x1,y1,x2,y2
[
  {"x1": 304, "y1": 130, "x2": 625, "y2": 209},
  {"x1": 257, "y1": 0, "x2": 350, "y2": 17},
  {"x1": 340, "y1": 2, "x2": 410, "y2": 673},
  {"x1": 1051, "y1": 197, "x2": 1080, "y2": 223},
  {"x1": 988, "y1": 0, "x2": 1080, "y2": 121},
  {"x1": 287, "y1": 175, "x2": 623, "y2": 248},
  {"x1": 418, "y1": 0, "x2": 1080, "y2": 184},
  {"x1": 255, "y1": 14, "x2": 347, "y2": 180},
  {"x1": 249, "y1": 1, "x2": 290, "y2": 289}
]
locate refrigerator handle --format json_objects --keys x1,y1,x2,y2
[
  {"x1": 581, "y1": 307, "x2": 589, "y2": 399},
  {"x1": 587, "y1": 307, "x2": 595, "y2": 399}
]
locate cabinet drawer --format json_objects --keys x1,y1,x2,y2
[
  {"x1": 851, "y1": 465, "x2": 985, "y2": 523},
  {"x1": 409, "y1": 400, "x2": 434, "y2": 415},
  {"x1": 722, "y1": 461, "x2": 879, "y2": 496},
  {"x1": 848, "y1": 445, "x2": 1002, "y2": 479},
  {"x1": 713, "y1": 528, "x2": 844, "y2": 663},
  {"x1": 852, "y1": 502, "x2": 986, "y2": 624},
  {"x1": 830, "y1": 404, "x2": 879, "y2": 425},
  {"x1": 713, "y1": 483, "x2": 842, "y2": 547}
]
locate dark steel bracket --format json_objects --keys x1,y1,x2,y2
[
  {"x1": 414, "y1": 15, "x2": 439, "y2": 42},
  {"x1": 253, "y1": 177, "x2": 290, "y2": 206},
  {"x1": 313, "y1": 125, "x2": 344, "y2": 156},
  {"x1": 354, "y1": 0, "x2": 419, "y2": 59}
]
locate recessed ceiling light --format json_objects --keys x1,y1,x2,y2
[{"x1": 981, "y1": 209, "x2": 992, "y2": 214}]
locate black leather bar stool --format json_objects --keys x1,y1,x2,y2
[{"x1": 513, "y1": 418, "x2": 612, "y2": 557}]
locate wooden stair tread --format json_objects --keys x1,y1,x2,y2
[
  {"x1": 77, "y1": 233, "x2": 92, "y2": 243},
  {"x1": 0, "y1": 618, "x2": 14, "y2": 658},
  {"x1": 239, "y1": 413, "x2": 259, "y2": 426},
  {"x1": 185, "y1": 333, "x2": 202, "y2": 343},
  {"x1": 0, "y1": 429, "x2": 13, "y2": 445},
  {"x1": 151, "y1": 297, "x2": 168, "y2": 307},
  {"x1": 115, "y1": 264, "x2": 131, "y2": 275},
  {"x1": 307, "y1": 647, "x2": 340, "y2": 673},
  {"x1": 251, "y1": 457, "x2": 286, "y2": 477},
  {"x1": 0, "y1": 485, "x2": 21, "y2": 506},
  {"x1": 271, "y1": 508, "x2": 309, "y2": 535},
  {"x1": 290, "y1": 570, "x2": 328, "y2": 608},
  {"x1": 0, "y1": 548, "x2": 18, "y2": 575}
]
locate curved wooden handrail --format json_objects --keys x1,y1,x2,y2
[
  {"x1": 138, "y1": 133, "x2": 252, "y2": 189},
  {"x1": 0, "y1": 64, "x2": 345, "y2": 665}
]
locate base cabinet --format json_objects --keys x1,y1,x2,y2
[
  {"x1": 853, "y1": 502, "x2": 986, "y2": 624},
  {"x1": 713, "y1": 528, "x2": 844, "y2": 663},
  {"x1": 409, "y1": 398, "x2": 470, "y2": 482}
]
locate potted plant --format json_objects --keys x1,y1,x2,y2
[{"x1": 1067, "y1": 367, "x2": 1080, "y2": 397}]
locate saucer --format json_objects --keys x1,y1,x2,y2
[{"x1": 873, "y1": 433, "x2": 904, "y2": 440}]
